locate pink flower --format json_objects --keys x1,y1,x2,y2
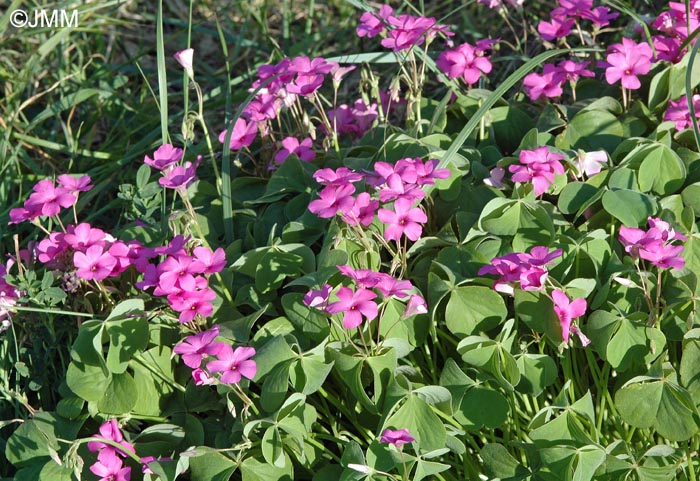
[
  {"x1": 357, "y1": 5, "x2": 393, "y2": 38},
  {"x1": 538, "y1": 15, "x2": 575, "y2": 41},
  {"x1": 378, "y1": 197, "x2": 428, "y2": 242},
  {"x1": 274, "y1": 137, "x2": 316, "y2": 164},
  {"x1": 144, "y1": 144, "x2": 184, "y2": 171},
  {"x1": 337, "y1": 265, "x2": 382, "y2": 289},
  {"x1": 552, "y1": 289, "x2": 587, "y2": 344},
  {"x1": 436, "y1": 41, "x2": 493, "y2": 85},
  {"x1": 326, "y1": 287, "x2": 378, "y2": 329},
  {"x1": 484, "y1": 167, "x2": 505, "y2": 188},
  {"x1": 206, "y1": 345, "x2": 257, "y2": 384},
  {"x1": 157, "y1": 255, "x2": 202, "y2": 293},
  {"x1": 508, "y1": 146, "x2": 566, "y2": 196},
  {"x1": 64, "y1": 223, "x2": 107, "y2": 250},
  {"x1": 24, "y1": 179, "x2": 76, "y2": 217},
  {"x1": 174, "y1": 48, "x2": 194, "y2": 78},
  {"x1": 167, "y1": 287, "x2": 216, "y2": 323},
  {"x1": 89, "y1": 454, "x2": 131, "y2": 481},
  {"x1": 74, "y1": 245, "x2": 117, "y2": 281},
  {"x1": 219, "y1": 118, "x2": 257, "y2": 150},
  {"x1": 340, "y1": 192, "x2": 378, "y2": 227},
  {"x1": 653, "y1": 35, "x2": 683, "y2": 63},
  {"x1": 308, "y1": 184, "x2": 356, "y2": 218},
  {"x1": 664, "y1": 95, "x2": 700, "y2": 130},
  {"x1": 523, "y1": 64, "x2": 565, "y2": 101},
  {"x1": 192, "y1": 368, "x2": 215, "y2": 386},
  {"x1": 191, "y1": 246, "x2": 227, "y2": 274},
  {"x1": 375, "y1": 273, "x2": 413, "y2": 298},
  {"x1": 313, "y1": 167, "x2": 364, "y2": 186},
  {"x1": 381, "y1": 14, "x2": 438, "y2": 51},
  {"x1": 581, "y1": 6, "x2": 618, "y2": 27},
  {"x1": 57, "y1": 174, "x2": 93, "y2": 195},
  {"x1": 403, "y1": 294, "x2": 428, "y2": 317},
  {"x1": 159, "y1": 158, "x2": 201, "y2": 192},
  {"x1": 87, "y1": 419, "x2": 136, "y2": 459},
  {"x1": 556, "y1": 60, "x2": 595, "y2": 84},
  {"x1": 173, "y1": 325, "x2": 224, "y2": 368},
  {"x1": 639, "y1": 242, "x2": 685, "y2": 269},
  {"x1": 303, "y1": 284, "x2": 333, "y2": 309},
  {"x1": 604, "y1": 38, "x2": 653, "y2": 90},
  {"x1": 380, "y1": 428, "x2": 415, "y2": 447}
]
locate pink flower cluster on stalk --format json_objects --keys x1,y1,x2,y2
[
  {"x1": 88, "y1": 420, "x2": 135, "y2": 481},
  {"x1": 308, "y1": 158, "x2": 449, "y2": 243},
  {"x1": 619, "y1": 217, "x2": 686, "y2": 270},
  {"x1": 537, "y1": 0, "x2": 618, "y2": 42},
  {"x1": 436, "y1": 40, "x2": 495, "y2": 86},
  {"x1": 664, "y1": 95, "x2": 700, "y2": 131},
  {"x1": 522, "y1": 60, "x2": 594, "y2": 101},
  {"x1": 9, "y1": 175, "x2": 92, "y2": 224},
  {"x1": 478, "y1": 246, "x2": 563, "y2": 296},
  {"x1": 144, "y1": 144, "x2": 201, "y2": 192},
  {"x1": 303, "y1": 265, "x2": 427, "y2": 329},
  {"x1": 650, "y1": 1, "x2": 700, "y2": 62},
  {"x1": 509, "y1": 146, "x2": 566, "y2": 196},
  {"x1": 603, "y1": 38, "x2": 653, "y2": 90},
  {"x1": 173, "y1": 325, "x2": 257, "y2": 386},
  {"x1": 356, "y1": 5, "x2": 453, "y2": 52},
  {"x1": 135, "y1": 236, "x2": 226, "y2": 323}
]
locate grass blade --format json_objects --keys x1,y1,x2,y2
[{"x1": 156, "y1": 0, "x2": 169, "y2": 144}]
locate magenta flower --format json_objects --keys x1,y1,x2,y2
[
  {"x1": 167, "y1": 287, "x2": 216, "y2": 323},
  {"x1": 174, "y1": 48, "x2": 194, "y2": 78},
  {"x1": 639, "y1": 242, "x2": 686, "y2": 269},
  {"x1": 664, "y1": 95, "x2": 700, "y2": 131},
  {"x1": 159, "y1": 159, "x2": 200, "y2": 192},
  {"x1": 375, "y1": 273, "x2": 413, "y2": 298},
  {"x1": 403, "y1": 294, "x2": 428, "y2": 317},
  {"x1": 24, "y1": 179, "x2": 76, "y2": 217},
  {"x1": 508, "y1": 146, "x2": 566, "y2": 196},
  {"x1": 192, "y1": 246, "x2": 227, "y2": 274},
  {"x1": 381, "y1": 14, "x2": 440, "y2": 51},
  {"x1": 74, "y1": 245, "x2": 117, "y2": 281},
  {"x1": 604, "y1": 38, "x2": 653, "y2": 90},
  {"x1": 206, "y1": 345, "x2": 257, "y2": 384},
  {"x1": 326, "y1": 286, "x2": 378, "y2": 329},
  {"x1": 552, "y1": 289, "x2": 587, "y2": 344},
  {"x1": 308, "y1": 184, "x2": 356, "y2": 218},
  {"x1": 538, "y1": 15, "x2": 575, "y2": 41},
  {"x1": 89, "y1": 454, "x2": 131, "y2": 481},
  {"x1": 337, "y1": 265, "x2": 383, "y2": 289},
  {"x1": 380, "y1": 428, "x2": 416, "y2": 447},
  {"x1": 192, "y1": 368, "x2": 215, "y2": 386},
  {"x1": 303, "y1": 284, "x2": 333, "y2": 309},
  {"x1": 484, "y1": 167, "x2": 506, "y2": 188},
  {"x1": 340, "y1": 192, "x2": 379, "y2": 227},
  {"x1": 173, "y1": 325, "x2": 224, "y2": 368},
  {"x1": 378, "y1": 198, "x2": 428, "y2": 242},
  {"x1": 87, "y1": 419, "x2": 136, "y2": 461},
  {"x1": 64, "y1": 223, "x2": 107, "y2": 250},
  {"x1": 219, "y1": 118, "x2": 257, "y2": 150},
  {"x1": 619, "y1": 217, "x2": 686, "y2": 269},
  {"x1": 556, "y1": 60, "x2": 595, "y2": 84},
  {"x1": 523, "y1": 64, "x2": 565, "y2": 101},
  {"x1": 144, "y1": 144, "x2": 184, "y2": 171},
  {"x1": 581, "y1": 6, "x2": 619, "y2": 27},
  {"x1": 57, "y1": 174, "x2": 93, "y2": 195},
  {"x1": 436, "y1": 41, "x2": 493, "y2": 86},
  {"x1": 357, "y1": 5, "x2": 393, "y2": 38},
  {"x1": 157, "y1": 255, "x2": 202, "y2": 294},
  {"x1": 274, "y1": 137, "x2": 316, "y2": 164}
]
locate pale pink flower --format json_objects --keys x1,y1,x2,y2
[{"x1": 174, "y1": 48, "x2": 194, "y2": 78}]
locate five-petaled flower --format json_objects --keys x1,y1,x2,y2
[
  {"x1": 380, "y1": 428, "x2": 416, "y2": 447},
  {"x1": 207, "y1": 345, "x2": 257, "y2": 384}
]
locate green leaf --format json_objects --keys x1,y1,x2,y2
[
  {"x1": 188, "y1": 449, "x2": 237, "y2": 481},
  {"x1": 560, "y1": 109, "x2": 624, "y2": 152},
  {"x1": 445, "y1": 286, "x2": 507, "y2": 337},
  {"x1": 636, "y1": 144, "x2": 686, "y2": 195},
  {"x1": 262, "y1": 427, "x2": 286, "y2": 468},
  {"x1": 606, "y1": 318, "x2": 666, "y2": 372},
  {"x1": 66, "y1": 360, "x2": 110, "y2": 402},
  {"x1": 106, "y1": 315, "x2": 149, "y2": 374},
  {"x1": 457, "y1": 386, "x2": 509, "y2": 429},
  {"x1": 488, "y1": 105, "x2": 534, "y2": 154},
  {"x1": 602, "y1": 189, "x2": 658, "y2": 227},
  {"x1": 680, "y1": 331, "x2": 700, "y2": 400},
  {"x1": 241, "y1": 455, "x2": 293, "y2": 481},
  {"x1": 516, "y1": 354, "x2": 558, "y2": 397},
  {"x1": 255, "y1": 251, "x2": 304, "y2": 294},
  {"x1": 558, "y1": 182, "x2": 600, "y2": 215},
  {"x1": 97, "y1": 372, "x2": 138, "y2": 414},
  {"x1": 481, "y1": 443, "x2": 529, "y2": 480},
  {"x1": 386, "y1": 396, "x2": 446, "y2": 452}
]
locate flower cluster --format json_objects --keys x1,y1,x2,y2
[
  {"x1": 619, "y1": 217, "x2": 686, "y2": 269},
  {"x1": 523, "y1": 60, "x2": 594, "y2": 101},
  {"x1": 650, "y1": 1, "x2": 700, "y2": 62},
  {"x1": 173, "y1": 325, "x2": 257, "y2": 386},
  {"x1": 509, "y1": 146, "x2": 566, "y2": 196},
  {"x1": 303, "y1": 265, "x2": 426, "y2": 329},
  {"x1": 664, "y1": 95, "x2": 700, "y2": 131},
  {"x1": 478, "y1": 246, "x2": 563, "y2": 295},
  {"x1": 537, "y1": 0, "x2": 618, "y2": 42},
  {"x1": 274, "y1": 137, "x2": 316, "y2": 164},
  {"x1": 135, "y1": 236, "x2": 226, "y2": 323},
  {"x1": 9, "y1": 175, "x2": 91, "y2": 224},
  {"x1": 436, "y1": 40, "x2": 495, "y2": 86},
  {"x1": 88, "y1": 420, "x2": 135, "y2": 481},
  {"x1": 356, "y1": 5, "x2": 453, "y2": 52},
  {"x1": 327, "y1": 99, "x2": 380, "y2": 139},
  {"x1": 144, "y1": 144, "x2": 201, "y2": 192},
  {"x1": 308, "y1": 158, "x2": 449, "y2": 243}
]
